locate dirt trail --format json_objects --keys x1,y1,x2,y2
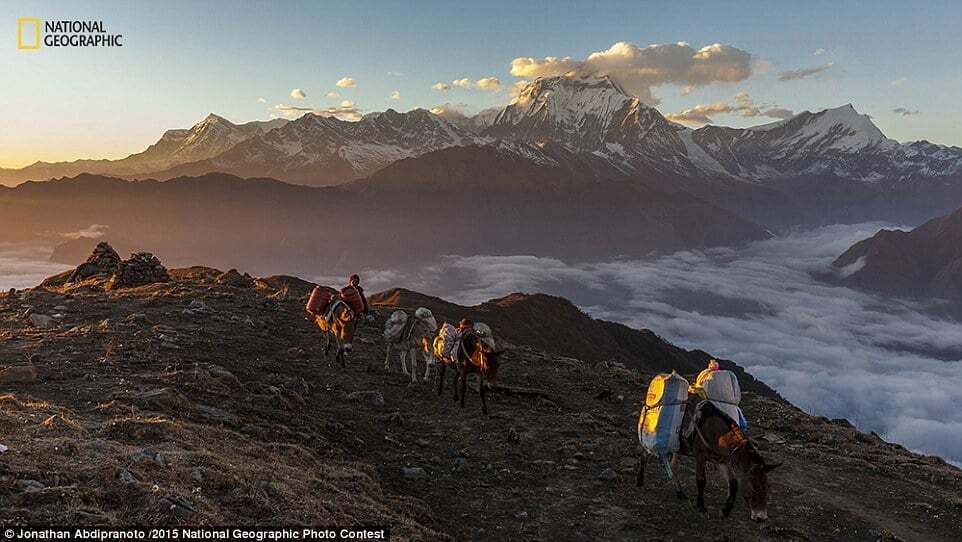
[{"x1": 1, "y1": 274, "x2": 960, "y2": 541}]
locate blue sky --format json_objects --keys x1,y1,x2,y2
[{"x1": 3, "y1": 0, "x2": 961, "y2": 167}]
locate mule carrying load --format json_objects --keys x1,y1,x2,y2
[
  {"x1": 384, "y1": 310, "x2": 409, "y2": 342},
  {"x1": 306, "y1": 286, "x2": 337, "y2": 318},
  {"x1": 433, "y1": 322, "x2": 461, "y2": 363},
  {"x1": 638, "y1": 371, "x2": 689, "y2": 479},
  {"x1": 692, "y1": 367, "x2": 748, "y2": 432}
]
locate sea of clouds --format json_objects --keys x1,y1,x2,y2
[
  {"x1": 345, "y1": 223, "x2": 962, "y2": 465},
  {"x1": 0, "y1": 244, "x2": 72, "y2": 291},
  {"x1": 6, "y1": 225, "x2": 962, "y2": 465}
]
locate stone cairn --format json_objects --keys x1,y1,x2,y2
[
  {"x1": 66, "y1": 241, "x2": 122, "y2": 283},
  {"x1": 107, "y1": 252, "x2": 170, "y2": 290}
]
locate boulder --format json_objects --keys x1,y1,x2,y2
[{"x1": 215, "y1": 269, "x2": 254, "y2": 288}]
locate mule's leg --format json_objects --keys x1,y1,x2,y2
[
  {"x1": 423, "y1": 352, "x2": 432, "y2": 382},
  {"x1": 671, "y1": 454, "x2": 687, "y2": 500},
  {"x1": 636, "y1": 453, "x2": 649, "y2": 487},
  {"x1": 324, "y1": 333, "x2": 332, "y2": 357},
  {"x1": 452, "y1": 367, "x2": 460, "y2": 403},
  {"x1": 436, "y1": 364, "x2": 446, "y2": 396},
  {"x1": 719, "y1": 463, "x2": 738, "y2": 518},
  {"x1": 459, "y1": 369, "x2": 468, "y2": 409},
  {"x1": 695, "y1": 455, "x2": 708, "y2": 513},
  {"x1": 479, "y1": 373, "x2": 489, "y2": 416},
  {"x1": 384, "y1": 344, "x2": 392, "y2": 370},
  {"x1": 407, "y1": 348, "x2": 418, "y2": 382},
  {"x1": 400, "y1": 349, "x2": 410, "y2": 377}
]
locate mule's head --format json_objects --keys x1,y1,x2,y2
[
  {"x1": 735, "y1": 444, "x2": 781, "y2": 522},
  {"x1": 478, "y1": 348, "x2": 503, "y2": 385}
]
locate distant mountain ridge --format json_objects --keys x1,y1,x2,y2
[
  {"x1": 4, "y1": 75, "x2": 962, "y2": 229},
  {"x1": 0, "y1": 172, "x2": 770, "y2": 275},
  {"x1": 833, "y1": 204, "x2": 962, "y2": 300}
]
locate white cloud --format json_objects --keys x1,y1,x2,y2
[
  {"x1": 429, "y1": 102, "x2": 470, "y2": 124},
  {"x1": 62, "y1": 224, "x2": 110, "y2": 240},
  {"x1": 452, "y1": 78, "x2": 472, "y2": 88},
  {"x1": 665, "y1": 91, "x2": 794, "y2": 125},
  {"x1": 814, "y1": 48, "x2": 826, "y2": 56},
  {"x1": 274, "y1": 101, "x2": 362, "y2": 121},
  {"x1": 390, "y1": 90, "x2": 401, "y2": 101},
  {"x1": 256, "y1": 97, "x2": 267, "y2": 103},
  {"x1": 290, "y1": 88, "x2": 307, "y2": 99},
  {"x1": 508, "y1": 80, "x2": 529, "y2": 97},
  {"x1": 432, "y1": 82, "x2": 451, "y2": 91},
  {"x1": 326, "y1": 91, "x2": 340, "y2": 99},
  {"x1": 475, "y1": 77, "x2": 501, "y2": 91},
  {"x1": 891, "y1": 77, "x2": 908, "y2": 86},
  {"x1": 510, "y1": 41, "x2": 755, "y2": 104},
  {"x1": 893, "y1": 107, "x2": 921, "y2": 116},
  {"x1": 336, "y1": 77, "x2": 356, "y2": 88},
  {"x1": 777, "y1": 62, "x2": 833, "y2": 81},
  {"x1": 395, "y1": 223, "x2": 962, "y2": 465}
]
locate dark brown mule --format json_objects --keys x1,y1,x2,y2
[
  {"x1": 314, "y1": 298, "x2": 360, "y2": 368},
  {"x1": 436, "y1": 331, "x2": 502, "y2": 415},
  {"x1": 637, "y1": 400, "x2": 780, "y2": 521}
]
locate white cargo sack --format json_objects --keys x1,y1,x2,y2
[
  {"x1": 433, "y1": 323, "x2": 461, "y2": 362},
  {"x1": 473, "y1": 322, "x2": 496, "y2": 350},
  {"x1": 413, "y1": 307, "x2": 438, "y2": 333},
  {"x1": 383, "y1": 310, "x2": 409, "y2": 342},
  {"x1": 697, "y1": 369, "x2": 748, "y2": 431},
  {"x1": 639, "y1": 372, "x2": 689, "y2": 467}
]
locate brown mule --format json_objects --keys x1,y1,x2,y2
[
  {"x1": 315, "y1": 298, "x2": 360, "y2": 368},
  {"x1": 637, "y1": 400, "x2": 780, "y2": 521},
  {"x1": 436, "y1": 331, "x2": 502, "y2": 415}
]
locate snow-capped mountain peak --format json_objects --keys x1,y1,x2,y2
[{"x1": 485, "y1": 75, "x2": 684, "y2": 164}]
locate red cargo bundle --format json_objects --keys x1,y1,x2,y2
[
  {"x1": 306, "y1": 286, "x2": 337, "y2": 316},
  {"x1": 339, "y1": 286, "x2": 366, "y2": 315}
]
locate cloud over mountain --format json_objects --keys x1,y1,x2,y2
[
  {"x1": 274, "y1": 101, "x2": 362, "y2": 120},
  {"x1": 665, "y1": 91, "x2": 793, "y2": 124},
  {"x1": 336, "y1": 77, "x2": 356, "y2": 88},
  {"x1": 510, "y1": 41, "x2": 754, "y2": 104}
]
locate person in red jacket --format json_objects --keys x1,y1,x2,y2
[{"x1": 346, "y1": 274, "x2": 370, "y2": 314}]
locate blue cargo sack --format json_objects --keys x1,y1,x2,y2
[{"x1": 638, "y1": 371, "x2": 690, "y2": 479}]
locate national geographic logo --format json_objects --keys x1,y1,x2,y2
[{"x1": 17, "y1": 18, "x2": 124, "y2": 50}]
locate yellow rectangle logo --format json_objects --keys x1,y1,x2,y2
[{"x1": 18, "y1": 17, "x2": 41, "y2": 50}]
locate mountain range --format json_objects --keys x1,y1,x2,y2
[
  {"x1": 0, "y1": 171, "x2": 767, "y2": 275},
  {"x1": 4, "y1": 75, "x2": 962, "y2": 230},
  {"x1": 834, "y1": 203, "x2": 962, "y2": 301}
]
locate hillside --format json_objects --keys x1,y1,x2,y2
[
  {"x1": 1, "y1": 251, "x2": 960, "y2": 540},
  {"x1": 370, "y1": 288, "x2": 778, "y2": 398},
  {"x1": 834, "y1": 205, "x2": 962, "y2": 300}
]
